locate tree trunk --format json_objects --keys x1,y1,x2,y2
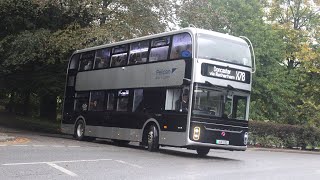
[
  {"x1": 23, "y1": 91, "x2": 30, "y2": 116},
  {"x1": 40, "y1": 95, "x2": 57, "y2": 121},
  {"x1": 7, "y1": 91, "x2": 15, "y2": 112}
]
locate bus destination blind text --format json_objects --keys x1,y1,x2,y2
[{"x1": 202, "y1": 64, "x2": 250, "y2": 84}]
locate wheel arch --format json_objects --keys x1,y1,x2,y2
[
  {"x1": 74, "y1": 115, "x2": 87, "y2": 135},
  {"x1": 141, "y1": 118, "x2": 161, "y2": 144}
]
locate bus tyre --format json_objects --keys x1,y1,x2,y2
[
  {"x1": 196, "y1": 147, "x2": 210, "y2": 157},
  {"x1": 147, "y1": 125, "x2": 159, "y2": 152},
  {"x1": 74, "y1": 120, "x2": 85, "y2": 141}
]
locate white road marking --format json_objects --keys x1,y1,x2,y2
[
  {"x1": 51, "y1": 145, "x2": 64, "y2": 148},
  {"x1": 12, "y1": 145, "x2": 28, "y2": 147},
  {"x1": 0, "y1": 145, "x2": 8, "y2": 147},
  {"x1": 115, "y1": 160, "x2": 143, "y2": 169},
  {"x1": 32, "y1": 145, "x2": 45, "y2": 147},
  {"x1": 2, "y1": 158, "x2": 141, "y2": 177},
  {"x1": 47, "y1": 163, "x2": 78, "y2": 177},
  {"x1": 67, "y1": 146, "x2": 80, "y2": 148},
  {"x1": 2, "y1": 159, "x2": 112, "y2": 166}
]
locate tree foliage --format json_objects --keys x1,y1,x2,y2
[
  {"x1": 0, "y1": 0, "x2": 319, "y2": 126},
  {"x1": 177, "y1": 0, "x2": 320, "y2": 126},
  {"x1": 0, "y1": 0, "x2": 177, "y2": 119}
]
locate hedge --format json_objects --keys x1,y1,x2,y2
[{"x1": 249, "y1": 121, "x2": 320, "y2": 150}]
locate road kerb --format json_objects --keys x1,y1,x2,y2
[{"x1": 248, "y1": 147, "x2": 320, "y2": 155}]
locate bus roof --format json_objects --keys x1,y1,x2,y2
[{"x1": 75, "y1": 27, "x2": 247, "y2": 54}]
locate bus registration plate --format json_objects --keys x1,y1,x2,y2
[{"x1": 216, "y1": 140, "x2": 229, "y2": 145}]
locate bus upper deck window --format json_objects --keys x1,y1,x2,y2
[
  {"x1": 129, "y1": 41, "x2": 149, "y2": 64},
  {"x1": 170, "y1": 33, "x2": 192, "y2": 59},
  {"x1": 69, "y1": 54, "x2": 80, "y2": 70},
  {"x1": 94, "y1": 48, "x2": 110, "y2": 69},
  {"x1": 79, "y1": 51, "x2": 95, "y2": 71},
  {"x1": 111, "y1": 45, "x2": 128, "y2": 67},
  {"x1": 149, "y1": 36, "x2": 170, "y2": 62},
  {"x1": 111, "y1": 53, "x2": 128, "y2": 67},
  {"x1": 149, "y1": 46, "x2": 169, "y2": 62}
]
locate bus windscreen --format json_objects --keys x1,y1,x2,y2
[{"x1": 197, "y1": 34, "x2": 251, "y2": 67}]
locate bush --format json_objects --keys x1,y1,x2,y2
[{"x1": 249, "y1": 121, "x2": 320, "y2": 150}]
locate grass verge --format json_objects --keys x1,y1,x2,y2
[{"x1": 0, "y1": 111, "x2": 60, "y2": 134}]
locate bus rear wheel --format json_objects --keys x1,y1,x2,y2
[
  {"x1": 74, "y1": 120, "x2": 85, "y2": 141},
  {"x1": 147, "y1": 125, "x2": 159, "y2": 152},
  {"x1": 196, "y1": 147, "x2": 210, "y2": 157}
]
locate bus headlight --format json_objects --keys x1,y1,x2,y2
[
  {"x1": 193, "y1": 127, "x2": 201, "y2": 140},
  {"x1": 244, "y1": 132, "x2": 248, "y2": 145}
]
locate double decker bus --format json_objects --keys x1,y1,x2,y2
[{"x1": 61, "y1": 28, "x2": 255, "y2": 156}]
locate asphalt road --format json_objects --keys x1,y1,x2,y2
[{"x1": 0, "y1": 127, "x2": 320, "y2": 180}]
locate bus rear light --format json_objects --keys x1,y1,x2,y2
[{"x1": 193, "y1": 127, "x2": 201, "y2": 140}]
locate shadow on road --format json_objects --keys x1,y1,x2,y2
[
  {"x1": 36, "y1": 133, "x2": 242, "y2": 161},
  {"x1": 94, "y1": 139, "x2": 242, "y2": 161},
  {"x1": 158, "y1": 148, "x2": 242, "y2": 161}
]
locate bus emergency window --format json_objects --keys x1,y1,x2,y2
[
  {"x1": 165, "y1": 89, "x2": 182, "y2": 111},
  {"x1": 79, "y1": 51, "x2": 95, "y2": 71},
  {"x1": 107, "y1": 93, "x2": 115, "y2": 111},
  {"x1": 117, "y1": 90, "x2": 129, "y2": 112},
  {"x1": 132, "y1": 89, "x2": 143, "y2": 112},
  {"x1": 69, "y1": 54, "x2": 80, "y2": 70},
  {"x1": 74, "y1": 92, "x2": 89, "y2": 111},
  {"x1": 94, "y1": 48, "x2": 110, "y2": 69},
  {"x1": 89, "y1": 91, "x2": 105, "y2": 111},
  {"x1": 170, "y1": 33, "x2": 192, "y2": 59},
  {"x1": 129, "y1": 41, "x2": 149, "y2": 64},
  {"x1": 149, "y1": 36, "x2": 170, "y2": 62}
]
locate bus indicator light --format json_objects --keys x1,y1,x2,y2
[{"x1": 244, "y1": 132, "x2": 248, "y2": 145}]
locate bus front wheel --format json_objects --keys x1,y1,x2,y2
[
  {"x1": 74, "y1": 120, "x2": 85, "y2": 141},
  {"x1": 147, "y1": 125, "x2": 159, "y2": 152},
  {"x1": 196, "y1": 147, "x2": 210, "y2": 157}
]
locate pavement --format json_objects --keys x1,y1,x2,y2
[
  {"x1": 0, "y1": 124, "x2": 27, "y2": 143},
  {"x1": 1, "y1": 124, "x2": 319, "y2": 154},
  {"x1": 0, "y1": 132, "x2": 15, "y2": 142},
  {"x1": 1, "y1": 129, "x2": 320, "y2": 180}
]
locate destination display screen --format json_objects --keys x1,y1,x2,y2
[{"x1": 201, "y1": 63, "x2": 251, "y2": 84}]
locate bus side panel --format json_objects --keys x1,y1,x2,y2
[
  {"x1": 75, "y1": 60, "x2": 186, "y2": 91},
  {"x1": 158, "y1": 112, "x2": 188, "y2": 147}
]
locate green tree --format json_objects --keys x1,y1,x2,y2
[
  {"x1": 0, "y1": 0, "x2": 178, "y2": 120},
  {"x1": 177, "y1": 0, "x2": 300, "y2": 122},
  {"x1": 265, "y1": 0, "x2": 320, "y2": 125}
]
